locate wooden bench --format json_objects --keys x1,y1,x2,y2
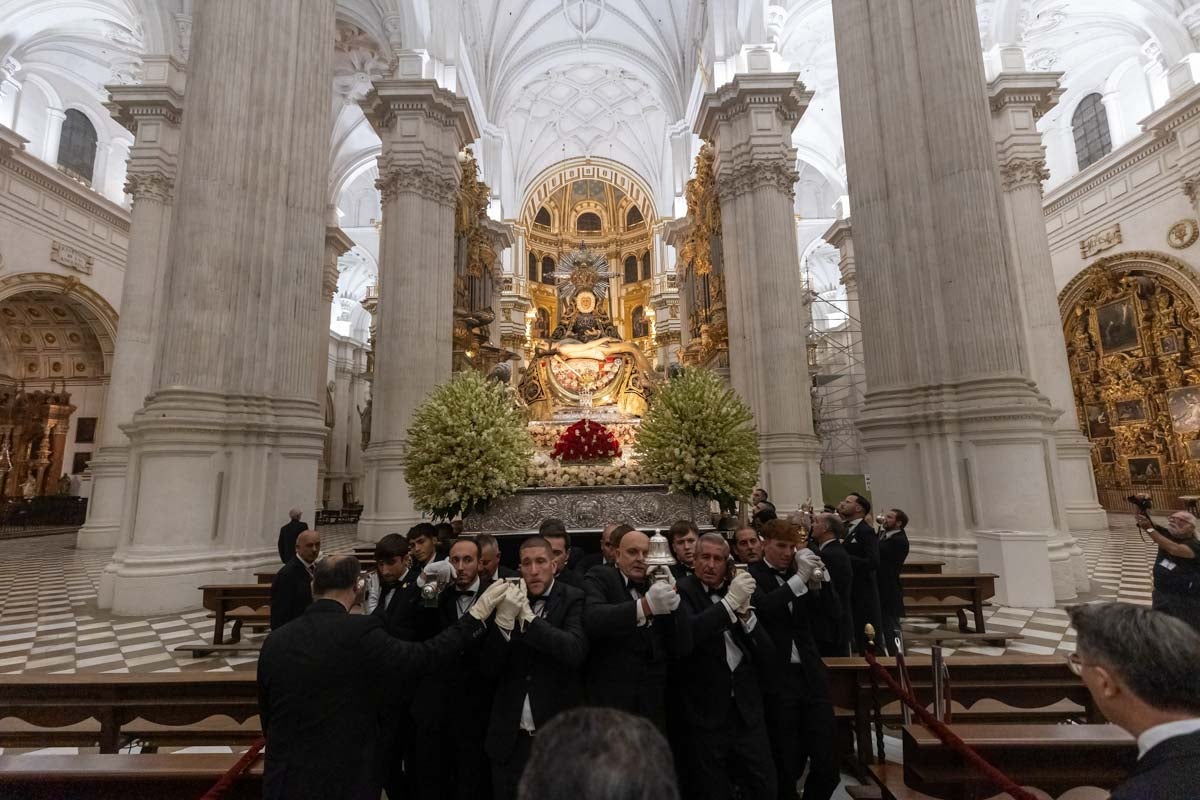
[
  {"x1": 0, "y1": 753, "x2": 264, "y2": 799},
  {"x1": 0, "y1": 673, "x2": 259, "y2": 754},
  {"x1": 824, "y1": 655, "x2": 1101, "y2": 774},
  {"x1": 899, "y1": 723, "x2": 1135, "y2": 800},
  {"x1": 315, "y1": 508, "x2": 362, "y2": 525},
  {"x1": 901, "y1": 573, "x2": 996, "y2": 634},
  {"x1": 199, "y1": 583, "x2": 272, "y2": 646},
  {"x1": 900, "y1": 560, "x2": 944, "y2": 575}
]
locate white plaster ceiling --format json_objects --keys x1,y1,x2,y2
[{"x1": 0, "y1": 292, "x2": 109, "y2": 381}]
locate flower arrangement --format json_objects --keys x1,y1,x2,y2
[
  {"x1": 403, "y1": 370, "x2": 534, "y2": 519},
  {"x1": 634, "y1": 367, "x2": 759, "y2": 512},
  {"x1": 551, "y1": 418, "x2": 622, "y2": 462}
]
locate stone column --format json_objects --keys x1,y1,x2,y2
[
  {"x1": 42, "y1": 107, "x2": 65, "y2": 165},
  {"x1": 317, "y1": 224, "x2": 354, "y2": 510},
  {"x1": 77, "y1": 57, "x2": 185, "y2": 550},
  {"x1": 989, "y1": 56, "x2": 1103, "y2": 594},
  {"x1": 696, "y1": 74, "x2": 823, "y2": 512},
  {"x1": 0, "y1": 58, "x2": 21, "y2": 129},
  {"x1": 831, "y1": 0, "x2": 1064, "y2": 605},
  {"x1": 99, "y1": 1, "x2": 335, "y2": 615},
  {"x1": 822, "y1": 214, "x2": 867, "y2": 474},
  {"x1": 325, "y1": 341, "x2": 355, "y2": 510},
  {"x1": 356, "y1": 80, "x2": 477, "y2": 541}
]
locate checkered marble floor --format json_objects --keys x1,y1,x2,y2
[{"x1": 0, "y1": 525, "x2": 360, "y2": 676}]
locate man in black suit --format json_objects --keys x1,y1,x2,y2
[
  {"x1": 412, "y1": 537, "x2": 496, "y2": 800},
  {"x1": 276, "y1": 508, "x2": 308, "y2": 564},
  {"x1": 749, "y1": 519, "x2": 840, "y2": 800},
  {"x1": 583, "y1": 526, "x2": 682, "y2": 730},
  {"x1": 540, "y1": 519, "x2": 584, "y2": 590},
  {"x1": 673, "y1": 533, "x2": 777, "y2": 800},
  {"x1": 733, "y1": 526, "x2": 764, "y2": 564},
  {"x1": 271, "y1": 529, "x2": 320, "y2": 630},
  {"x1": 1069, "y1": 602, "x2": 1200, "y2": 800},
  {"x1": 809, "y1": 513, "x2": 855, "y2": 658},
  {"x1": 575, "y1": 521, "x2": 619, "y2": 576},
  {"x1": 256, "y1": 554, "x2": 508, "y2": 800},
  {"x1": 877, "y1": 508, "x2": 910, "y2": 655},
  {"x1": 405, "y1": 522, "x2": 439, "y2": 577},
  {"x1": 838, "y1": 492, "x2": 883, "y2": 653},
  {"x1": 479, "y1": 532, "x2": 519, "y2": 581},
  {"x1": 667, "y1": 519, "x2": 698, "y2": 581},
  {"x1": 483, "y1": 536, "x2": 588, "y2": 800}
]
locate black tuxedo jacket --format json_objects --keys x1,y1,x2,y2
[
  {"x1": 812, "y1": 540, "x2": 855, "y2": 655},
  {"x1": 555, "y1": 566, "x2": 585, "y2": 590},
  {"x1": 270, "y1": 558, "x2": 313, "y2": 630},
  {"x1": 481, "y1": 581, "x2": 588, "y2": 761},
  {"x1": 575, "y1": 551, "x2": 605, "y2": 577},
  {"x1": 257, "y1": 599, "x2": 485, "y2": 800},
  {"x1": 1110, "y1": 729, "x2": 1200, "y2": 800},
  {"x1": 747, "y1": 559, "x2": 829, "y2": 701},
  {"x1": 277, "y1": 519, "x2": 308, "y2": 563},
  {"x1": 672, "y1": 575, "x2": 774, "y2": 730},
  {"x1": 582, "y1": 564, "x2": 681, "y2": 725},
  {"x1": 844, "y1": 520, "x2": 883, "y2": 620},
  {"x1": 877, "y1": 529, "x2": 910, "y2": 618},
  {"x1": 411, "y1": 578, "x2": 495, "y2": 732},
  {"x1": 669, "y1": 562, "x2": 694, "y2": 582},
  {"x1": 371, "y1": 577, "x2": 424, "y2": 642}
]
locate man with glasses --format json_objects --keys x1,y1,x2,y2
[
  {"x1": 1067, "y1": 603, "x2": 1200, "y2": 799},
  {"x1": 1135, "y1": 505, "x2": 1200, "y2": 632}
]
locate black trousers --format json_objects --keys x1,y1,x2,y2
[
  {"x1": 1153, "y1": 589, "x2": 1200, "y2": 634},
  {"x1": 380, "y1": 707, "x2": 414, "y2": 800},
  {"x1": 490, "y1": 731, "x2": 534, "y2": 800},
  {"x1": 681, "y1": 704, "x2": 777, "y2": 800},
  {"x1": 766, "y1": 667, "x2": 840, "y2": 800}
]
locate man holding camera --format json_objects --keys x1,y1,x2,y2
[{"x1": 1135, "y1": 500, "x2": 1200, "y2": 632}]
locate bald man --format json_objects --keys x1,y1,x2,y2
[{"x1": 271, "y1": 529, "x2": 322, "y2": 629}]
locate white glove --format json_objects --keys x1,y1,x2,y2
[
  {"x1": 516, "y1": 580, "x2": 537, "y2": 628},
  {"x1": 417, "y1": 559, "x2": 455, "y2": 588},
  {"x1": 793, "y1": 548, "x2": 823, "y2": 584},
  {"x1": 468, "y1": 580, "x2": 510, "y2": 621},
  {"x1": 493, "y1": 584, "x2": 522, "y2": 632},
  {"x1": 724, "y1": 571, "x2": 756, "y2": 615},
  {"x1": 646, "y1": 581, "x2": 680, "y2": 615}
]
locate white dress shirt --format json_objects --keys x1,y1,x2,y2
[
  {"x1": 1137, "y1": 718, "x2": 1200, "y2": 758},
  {"x1": 622, "y1": 573, "x2": 650, "y2": 627},
  {"x1": 708, "y1": 591, "x2": 758, "y2": 673},
  {"x1": 454, "y1": 577, "x2": 481, "y2": 619},
  {"x1": 767, "y1": 562, "x2": 809, "y2": 663}
]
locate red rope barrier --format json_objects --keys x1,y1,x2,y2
[
  {"x1": 862, "y1": 649, "x2": 1038, "y2": 800},
  {"x1": 198, "y1": 737, "x2": 265, "y2": 800}
]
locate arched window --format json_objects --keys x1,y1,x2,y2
[
  {"x1": 626, "y1": 206, "x2": 644, "y2": 228},
  {"x1": 641, "y1": 251, "x2": 651, "y2": 281},
  {"x1": 576, "y1": 212, "x2": 602, "y2": 233},
  {"x1": 58, "y1": 109, "x2": 98, "y2": 183},
  {"x1": 534, "y1": 207, "x2": 552, "y2": 227},
  {"x1": 624, "y1": 255, "x2": 639, "y2": 284},
  {"x1": 1072, "y1": 93, "x2": 1112, "y2": 171},
  {"x1": 528, "y1": 252, "x2": 538, "y2": 281},
  {"x1": 541, "y1": 256, "x2": 556, "y2": 285}
]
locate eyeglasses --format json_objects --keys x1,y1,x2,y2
[{"x1": 1066, "y1": 652, "x2": 1086, "y2": 676}]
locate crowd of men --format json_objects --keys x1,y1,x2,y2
[{"x1": 259, "y1": 491, "x2": 914, "y2": 800}]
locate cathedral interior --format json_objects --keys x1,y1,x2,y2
[{"x1": 1, "y1": 0, "x2": 1200, "y2": 794}]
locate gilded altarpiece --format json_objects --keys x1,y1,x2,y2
[
  {"x1": 1063, "y1": 257, "x2": 1200, "y2": 508},
  {"x1": 453, "y1": 149, "x2": 508, "y2": 375},
  {"x1": 679, "y1": 143, "x2": 728, "y2": 370}
]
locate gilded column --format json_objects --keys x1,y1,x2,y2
[
  {"x1": 78, "y1": 57, "x2": 185, "y2": 550},
  {"x1": 989, "y1": 58, "x2": 1101, "y2": 595},
  {"x1": 357, "y1": 80, "x2": 477, "y2": 541},
  {"x1": 831, "y1": 0, "x2": 1065, "y2": 605},
  {"x1": 696, "y1": 74, "x2": 823, "y2": 511},
  {"x1": 99, "y1": 0, "x2": 336, "y2": 614}
]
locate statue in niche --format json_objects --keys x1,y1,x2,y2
[
  {"x1": 357, "y1": 398, "x2": 372, "y2": 449},
  {"x1": 21, "y1": 474, "x2": 36, "y2": 500}
]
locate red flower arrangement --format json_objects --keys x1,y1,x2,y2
[{"x1": 551, "y1": 418, "x2": 622, "y2": 462}]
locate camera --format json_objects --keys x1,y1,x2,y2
[{"x1": 1127, "y1": 494, "x2": 1152, "y2": 513}]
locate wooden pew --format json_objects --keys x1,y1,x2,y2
[
  {"x1": 898, "y1": 723, "x2": 1135, "y2": 800},
  {"x1": 824, "y1": 655, "x2": 1101, "y2": 773},
  {"x1": 901, "y1": 573, "x2": 996, "y2": 634},
  {"x1": 900, "y1": 560, "x2": 944, "y2": 575},
  {"x1": 0, "y1": 673, "x2": 259, "y2": 754},
  {"x1": 0, "y1": 753, "x2": 263, "y2": 799},
  {"x1": 198, "y1": 584, "x2": 271, "y2": 646}
]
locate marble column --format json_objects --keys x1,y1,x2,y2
[
  {"x1": 42, "y1": 107, "x2": 65, "y2": 165},
  {"x1": 822, "y1": 215, "x2": 866, "y2": 475},
  {"x1": 99, "y1": 1, "x2": 335, "y2": 615},
  {"x1": 356, "y1": 80, "x2": 477, "y2": 541},
  {"x1": 317, "y1": 223, "x2": 354, "y2": 510},
  {"x1": 831, "y1": 0, "x2": 1064, "y2": 605},
  {"x1": 78, "y1": 57, "x2": 185, "y2": 550},
  {"x1": 696, "y1": 74, "x2": 823, "y2": 512},
  {"x1": 0, "y1": 58, "x2": 21, "y2": 130},
  {"x1": 325, "y1": 340, "x2": 355, "y2": 510},
  {"x1": 989, "y1": 57, "x2": 1102, "y2": 594}
]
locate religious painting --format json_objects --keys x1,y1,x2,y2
[
  {"x1": 1161, "y1": 335, "x2": 1181, "y2": 354},
  {"x1": 1074, "y1": 354, "x2": 1092, "y2": 374},
  {"x1": 631, "y1": 305, "x2": 650, "y2": 339},
  {"x1": 75, "y1": 417, "x2": 96, "y2": 444},
  {"x1": 1085, "y1": 404, "x2": 1113, "y2": 439},
  {"x1": 1188, "y1": 440, "x2": 1200, "y2": 461},
  {"x1": 1097, "y1": 298, "x2": 1139, "y2": 354},
  {"x1": 71, "y1": 451, "x2": 91, "y2": 475},
  {"x1": 1113, "y1": 399, "x2": 1148, "y2": 426},
  {"x1": 532, "y1": 307, "x2": 551, "y2": 340},
  {"x1": 1097, "y1": 446, "x2": 1115, "y2": 464},
  {"x1": 1168, "y1": 386, "x2": 1200, "y2": 434},
  {"x1": 1128, "y1": 456, "x2": 1163, "y2": 485}
]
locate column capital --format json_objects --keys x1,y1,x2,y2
[
  {"x1": 998, "y1": 157, "x2": 1051, "y2": 192},
  {"x1": 124, "y1": 171, "x2": 175, "y2": 203},
  {"x1": 324, "y1": 226, "x2": 355, "y2": 299}
]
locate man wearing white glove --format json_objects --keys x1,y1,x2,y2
[
  {"x1": 747, "y1": 519, "x2": 839, "y2": 800},
  {"x1": 671, "y1": 533, "x2": 777, "y2": 799},
  {"x1": 480, "y1": 536, "x2": 588, "y2": 800},
  {"x1": 583, "y1": 527, "x2": 683, "y2": 732}
]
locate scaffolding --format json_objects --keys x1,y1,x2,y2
[{"x1": 803, "y1": 289, "x2": 868, "y2": 475}]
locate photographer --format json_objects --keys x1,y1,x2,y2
[{"x1": 1133, "y1": 497, "x2": 1200, "y2": 632}]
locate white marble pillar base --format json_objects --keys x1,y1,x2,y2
[
  {"x1": 974, "y1": 530, "x2": 1056, "y2": 608},
  {"x1": 356, "y1": 440, "x2": 420, "y2": 543},
  {"x1": 74, "y1": 445, "x2": 129, "y2": 549},
  {"x1": 1055, "y1": 432, "x2": 1110, "y2": 533},
  {"x1": 759, "y1": 432, "x2": 824, "y2": 512}
]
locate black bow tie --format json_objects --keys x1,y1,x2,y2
[
  {"x1": 626, "y1": 579, "x2": 650, "y2": 595},
  {"x1": 380, "y1": 579, "x2": 400, "y2": 593},
  {"x1": 706, "y1": 586, "x2": 727, "y2": 598},
  {"x1": 454, "y1": 588, "x2": 476, "y2": 597}
]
